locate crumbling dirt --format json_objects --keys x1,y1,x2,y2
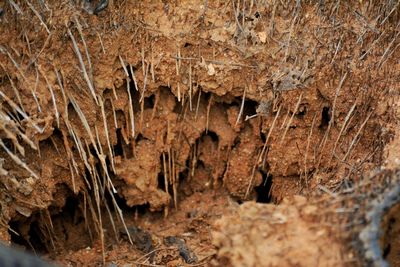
[
  {"x1": 0, "y1": 0, "x2": 399, "y2": 266},
  {"x1": 213, "y1": 197, "x2": 343, "y2": 267}
]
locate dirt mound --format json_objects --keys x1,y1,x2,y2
[
  {"x1": 213, "y1": 197, "x2": 342, "y2": 267},
  {"x1": 0, "y1": 0, "x2": 399, "y2": 266}
]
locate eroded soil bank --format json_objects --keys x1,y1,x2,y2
[{"x1": 0, "y1": 1, "x2": 399, "y2": 266}]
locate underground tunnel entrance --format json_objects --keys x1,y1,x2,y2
[{"x1": 8, "y1": 186, "x2": 94, "y2": 257}]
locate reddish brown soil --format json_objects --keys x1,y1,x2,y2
[
  {"x1": 0, "y1": 1, "x2": 399, "y2": 266},
  {"x1": 213, "y1": 196, "x2": 343, "y2": 267}
]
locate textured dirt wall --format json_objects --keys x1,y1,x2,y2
[{"x1": 0, "y1": 0, "x2": 399, "y2": 266}]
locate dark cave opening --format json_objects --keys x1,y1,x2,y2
[{"x1": 255, "y1": 173, "x2": 273, "y2": 203}]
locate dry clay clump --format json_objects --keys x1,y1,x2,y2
[{"x1": 212, "y1": 197, "x2": 342, "y2": 267}]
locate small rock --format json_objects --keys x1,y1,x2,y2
[
  {"x1": 257, "y1": 31, "x2": 267, "y2": 43},
  {"x1": 207, "y1": 63, "x2": 216, "y2": 76}
]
